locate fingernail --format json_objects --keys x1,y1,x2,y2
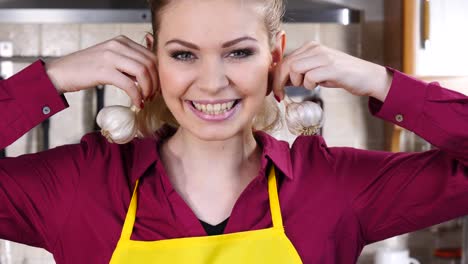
[
  {"x1": 274, "y1": 95, "x2": 281, "y2": 103},
  {"x1": 140, "y1": 102, "x2": 145, "y2": 109}
]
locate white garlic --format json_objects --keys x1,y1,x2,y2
[
  {"x1": 284, "y1": 96, "x2": 324, "y2": 136},
  {"x1": 96, "y1": 105, "x2": 140, "y2": 144}
]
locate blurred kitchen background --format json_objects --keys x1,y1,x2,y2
[{"x1": 1, "y1": 0, "x2": 468, "y2": 263}]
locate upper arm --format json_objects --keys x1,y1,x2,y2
[
  {"x1": 328, "y1": 146, "x2": 468, "y2": 244},
  {"x1": 293, "y1": 135, "x2": 468, "y2": 245},
  {"x1": 0, "y1": 132, "x2": 108, "y2": 251}
]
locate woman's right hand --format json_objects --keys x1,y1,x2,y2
[{"x1": 45, "y1": 35, "x2": 158, "y2": 108}]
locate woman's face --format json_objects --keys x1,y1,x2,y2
[{"x1": 155, "y1": 0, "x2": 278, "y2": 141}]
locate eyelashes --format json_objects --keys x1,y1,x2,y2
[
  {"x1": 170, "y1": 51, "x2": 195, "y2": 61},
  {"x1": 228, "y1": 49, "x2": 255, "y2": 58},
  {"x1": 169, "y1": 48, "x2": 256, "y2": 62}
]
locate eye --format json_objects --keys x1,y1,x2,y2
[
  {"x1": 228, "y1": 49, "x2": 254, "y2": 59},
  {"x1": 171, "y1": 51, "x2": 196, "y2": 62}
]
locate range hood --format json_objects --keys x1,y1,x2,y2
[{"x1": 0, "y1": 0, "x2": 361, "y2": 24}]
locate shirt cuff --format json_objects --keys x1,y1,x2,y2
[
  {"x1": 6, "y1": 60, "x2": 69, "y2": 124},
  {"x1": 368, "y1": 67, "x2": 428, "y2": 131}
]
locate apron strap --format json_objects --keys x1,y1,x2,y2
[
  {"x1": 118, "y1": 166, "x2": 284, "y2": 241},
  {"x1": 120, "y1": 180, "x2": 140, "y2": 241},
  {"x1": 267, "y1": 166, "x2": 284, "y2": 230}
]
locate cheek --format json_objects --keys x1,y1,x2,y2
[
  {"x1": 158, "y1": 65, "x2": 192, "y2": 98},
  {"x1": 230, "y1": 63, "x2": 269, "y2": 95}
]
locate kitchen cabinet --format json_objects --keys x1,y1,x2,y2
[
  {"x1": 404, "y1": 0, "x2": 468, "y2": 77},
  {"x1": 384, "y1": 0, "x2": 468, "y2": 151}
]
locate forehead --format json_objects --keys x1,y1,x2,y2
[{"x1": 158, "y1": 0, "x2": 267, "y2": 44}]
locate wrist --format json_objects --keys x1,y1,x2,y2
[
  {"x1": 370, "y1": 66, "x2": 393, "y2": 102},
  {"x1": 45, "y1": 60, "x2": 65, "y2": 94}
]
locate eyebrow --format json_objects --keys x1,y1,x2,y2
[{"x1": 164, "y1": 36, "x2": 258, "y2": 50}]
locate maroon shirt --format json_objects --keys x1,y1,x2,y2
[{"x1": 1, "y1": 61, "x2": 467, "y2": 264}]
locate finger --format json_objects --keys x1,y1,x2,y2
[
  {"x1": 303, "y1": 67, "x2": 329, "y2": 90},
  {"x1": 286, "y1": 41, "x2": 320, "y2": 58},
  {"x1": 122, "y1": 49, "x2": 157, "y2": 100},
  {"x1": 273, "y1": 42, "x2": 322, "y2": 100},
  {"x1": 102, "y1": 70, "x2": 143, "y2": 107},
  {"x1": 114, "y1": 36, "x2": 159, "y2": 97},
  {"x1": 108, "y1": 39, "x2": 158, "y2": 99},
  {"x1": 283, "y1": 42, "x2": 322, "y2": 71},
  {"x1": 105, "y1": 50, "x2": 153, "y2": 100},
  {"x1": 115, "y1": 35, "x2": 158, "y2": 62},
  {"x1": 122, "y1": 73, "x2": 145, "y2": 100},
  {"x1": 289, "y1": 50, "x2": 332, "y2": 90},
  {"x1": 290, "y1": 54, "x2": 330, "y2": 75},
  {"x1": 289, "y1": 71, "x2": 304, "y2": 87},
  {"x1": 272, "y1": 58, "x2": 304, "y2": 99},
  {"x1": 272, "y1": 60, "x2": 290, "y2": 100},
  {"x1": 120, "y1": 60, "x2": 152, "y2": 100},
  {"x1": 289, "y1": 55, "x2": 323, "y2": 87},
  {"x1": 151, "y1": 69, "x2": 160, "y2": 99}
]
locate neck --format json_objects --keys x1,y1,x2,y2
[
  {"x1": 161, "y1": 127, "x2": 261, "y2": 189},
  {"x1": 160, "y1": 127, "x2": 263, "y2": 224}
]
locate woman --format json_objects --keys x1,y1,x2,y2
[{"x1": 0, "y1": 0, "x2": 467, "y2": 263}]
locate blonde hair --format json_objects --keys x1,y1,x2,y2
[{"x1": 137, "y1": 0, "x2": 286, "y2": 137}]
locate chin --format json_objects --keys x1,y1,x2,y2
[{"x1": 188, "y1": 124, "x2": 246, "y2": 141}]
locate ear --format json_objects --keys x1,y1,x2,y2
[
  {"x1": 271, "y1": 30, "x2": 286, "y2": 65},
  {"x1": 145, "y1": 33, "x2": 156, "y2": 52},
  {"x1": 267, "y1": 30, "x2": 286, "y2": 95},
  {"x1": 144, "y1": 33, "x2": 161, "y2": 96}
]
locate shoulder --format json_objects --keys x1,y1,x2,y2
[
  {"x1": 290, "y1": 135, "x2": 334, "y2": 165},
  {"x1": 79, "y1": 130, "x2": 158, "y2": 157},
  {"x1": 255, "y1": 130, "x2": 334, "y2": 166},
  {"x1": 78, "y1": 132, "x2": 119, "y2": 155},
  {"x1": 77, "y1": 132, "x2": 144, "y2": 168},
  {"x1": 76, "y1": 132, "x2": 159, "y2": 185},
  {"x1": 255, "y1": 131, "x2": 337, "y2": 179},
  {"x1": 291, "y1": 134, "x2": 328, "y2": 151}
]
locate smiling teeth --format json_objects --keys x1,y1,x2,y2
[{"x1": 193, "y1": 101, "x2": 236, "y2": 115}]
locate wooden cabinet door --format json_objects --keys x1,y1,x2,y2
[{"x1": 404, "y1": 0, "x2": 468, "y2": 76}]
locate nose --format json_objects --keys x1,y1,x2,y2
[{"x1": 197, "y1": 58, "x2": 229, "y2": 94}]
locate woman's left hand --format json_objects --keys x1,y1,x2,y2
[{"x1": 272, "y1": 41, "x2": 393, "y2": 102}]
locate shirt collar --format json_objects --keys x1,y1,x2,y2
[
  {"x1": 254, "y1": 130, "x2": 294, "y2": 180},
  {"x1": 129, "y1": 136, "x2": 159, "y2": 184},
  {"x1": 129, "y1": 126, "x2": 294, "y2": 183}
]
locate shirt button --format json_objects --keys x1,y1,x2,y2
[
  {"x1": 42, "y1": 106, "x2": 51, "y2": 115},
  {"x1": 395, "y1": 114, "x2": 404, "y2": 122}
]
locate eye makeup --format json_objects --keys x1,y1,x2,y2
[{"x1": 168, "y1": 47, "x2": 257, "y2": 62}]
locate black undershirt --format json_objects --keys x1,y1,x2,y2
[{"x1": 199, "y1": 218, "x2": 229, "y2": 236}]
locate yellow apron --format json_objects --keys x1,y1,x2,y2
[{"x1": 109, "y1": 166, "x2": 303, "y2": 263}]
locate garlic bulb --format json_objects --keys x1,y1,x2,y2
[
  {"x1": 96, "y1": 105, "x2": 140, "y2": 144},
  {"x1": 284, "y1": 96, "x2": 324, "y2": 136}
]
